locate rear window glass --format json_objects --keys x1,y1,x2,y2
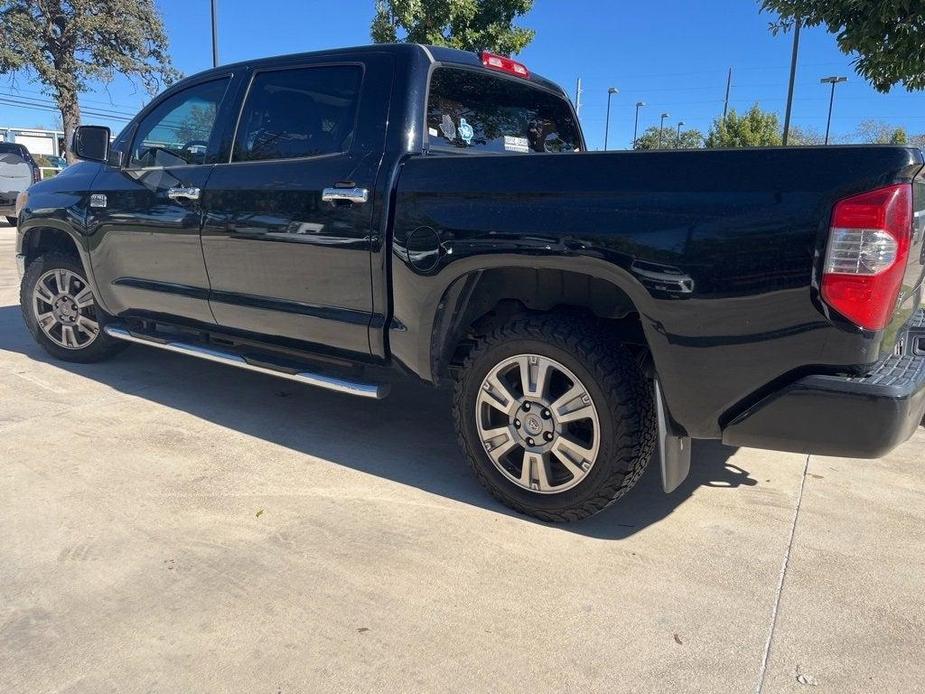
[{"x1": 426, "y1": 67, "x2": 581, "y2": 154}]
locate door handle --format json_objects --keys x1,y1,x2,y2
[
  {"x1": 322, "y1": 187, "x2": 369, "y2": 204},
  {"x1": 167, "y1": 186, "x2": 201, "y2": 202}
]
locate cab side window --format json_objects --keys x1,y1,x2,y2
[
  {"x1": 129, "y1": 78, "x2": 229, "y2": 168},
  {"x1": 233, "y1": 66, "x2": 362, "y2": 163}
]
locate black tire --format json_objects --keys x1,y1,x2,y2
[
  {"x1": 20, "y1": 252, "x2": 126, "y2": 363},
  {"x1": 5, "y1": 216, "x2": 16, "y2": 226},
  {"x1": 453, "y1": 314, "x2": 656, "y2": 522}
]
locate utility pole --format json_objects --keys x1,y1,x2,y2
[
  {"x1": 723, "y1": 67, "x2": 732, "y2": 118},
  {"x1": 604, "y1": 87, "x2": 618, "y2": 150},
  {"x1": 782, "y1": 19, "x2": 801, "y2": 145},
  {"x1": 658, "y1": 112, "x2": 669, "y2": 148},
  {"x1": 633, "y1": 101, "x2": 646, "y2": 149},
  {"x1": 821, "y1": 76, "x2": 848, "y2": 145},
  {"x1": 211, "y1": 0, "x2": 220, "y2": 68},
  {"x1": 574, "y1": 77, "x2": 583, "y2": 117}
]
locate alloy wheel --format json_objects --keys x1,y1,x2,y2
[
  {"x1": 476, "y1": 354, "x2": 601, "y2": 494},
  {"x1": 32, "y1": 268, "x2": 100, "y2": 349}
]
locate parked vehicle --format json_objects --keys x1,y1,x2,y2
[
  {"x1": 34, "y1": 154, "x2": 68, "y2": 179},
  {"x1": 14, "y1": 45, "x2": 925, "y2": 521},
  {"x1": 0, "y1": 141, "x2": 40, "y2": 225}
]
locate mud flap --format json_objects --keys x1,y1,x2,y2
[{"x1": 655, "y1": 379, "x2": 691, "y2": 493}]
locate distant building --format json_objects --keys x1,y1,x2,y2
[{"x1": 0, "y1": 127, "x2": 65, "y2": 156}]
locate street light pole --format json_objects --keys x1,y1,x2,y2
[
  {"x1": 676, "y1": 121, "x2": 685, "y2": 148},
  {"x1": 604, "y1": 87, "x2": 618, "y2": 151},
  {"x1": 782, "y1": 18, "x2": 801, "y2": 146},
  {"x1": 210, "y1": 0, "x2": 220, "y2": 67},
  {"x1": 658, "y1": 112, "x2": 669, "y2": 148},
  {"x1": 820, "y1": 76, "x2": 847, "y2": 145},
  {"x1": 633, "y1": 101, "x2": 646, "y2": 149}
]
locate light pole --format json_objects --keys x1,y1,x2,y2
[
  {"x1": 658, "y1": 112, "x2": 670, "y2": 148},
  {"x1": 604, "y1": 87, "x2": 619, "y2": 151},
  {"x1": 210, "y1": 0, "x2": 220, "y2": 67},
  {"x1": 633, "y1": 101, "x2": 646, "y2": 149},
  {"x1": 820, "y1": 76, "x2": 847, "y2": 145},
  {"x1": 782, "y1": 19, "x2": 801, "y2": 145},
  {"x1": 676, "y1": 121, "x2": 685, "y2": 148}
]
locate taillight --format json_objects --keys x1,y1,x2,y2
[
  {"x1": 31, "y1": 163, "x2": 40, "y2": 184},
  {"x1": 480, "y1": 51, "x2": 529, "y2": 78},
  {"x1": 821, "y1": 183, "x2": 913, "y2": 330}
]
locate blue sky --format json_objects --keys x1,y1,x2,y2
[{"x1": 2, "y1": 0, "x2": 923, "y2": 150}]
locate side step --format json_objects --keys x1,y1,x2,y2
[{"x1": 104, "y1": 325, "x2": 389, "y2": 399}]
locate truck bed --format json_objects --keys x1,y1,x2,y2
[{"x1": 390, "y1": 145, "x2": 925, "y2": 439}]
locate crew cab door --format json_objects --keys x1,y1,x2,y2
[
  {"x1": 200, "y1": 55, "x2": 392, "y2": 356},
  {"x1": 88, "y1": 76, "x2": 234, "y2": 324}
]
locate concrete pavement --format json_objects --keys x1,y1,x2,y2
[{"x1": 1, "y1": 222, "x2": 922, "y2": 693}]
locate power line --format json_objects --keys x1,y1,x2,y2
[{"x1": 0, "y1": 95, "x2": 132, "y2": 123}]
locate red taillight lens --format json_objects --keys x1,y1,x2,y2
[
  {"x1": 480, "y1": 51, "x2": 529, "y2": 78},
  {"x1": 821, "y1": 183, "x2": 913, "y2": 330}
]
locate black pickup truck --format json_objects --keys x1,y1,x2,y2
[{"x1": 14, "y1": 44, "x2": 925, "y2": 521}]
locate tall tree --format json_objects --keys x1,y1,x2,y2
[
  {"x1": 706, "y1": 105, "x2": 782, "y2": 148},
  {"x1": 371, "y1": 0, "x2": 535, "y2": 55},
  {"x1": 761, "y1": 1, "x2": 925, "y2": 92},
  {"x1": 787, "y1": 125, "x2": 825, "y2": 146},
  {"x1": 855, "y1": 119, "x2": 909, "y2": 144},
  {"x1": 634, "y1": 126, "x2": 705, "y2": 150},
  {"x1": 0, "y1": 0, "x2": 179, "y2": 160}
]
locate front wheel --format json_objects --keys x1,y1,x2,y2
[
  {"x1": 453, "y1": 315, "x2": 656, "y2": 522},
  {"x1": 20, "y1": 252, "x2": 126, "y2": 363}
]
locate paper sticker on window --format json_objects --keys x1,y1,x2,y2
[
  {"x1": 504, "y1": 135, "x2": 530, "y2": 153},
  {"x1": 428, "y1": 127, "x2": 439, "y2": 137},
  {"x1": 458, "y1": 118, "x2": 474, "y2": 145},
  {"x1": 439, "y1": 115, "x2": 456, "y2": 140}
]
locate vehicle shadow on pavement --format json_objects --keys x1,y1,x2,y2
[{"x1": 0, "y1": 304, "x2": 757, "y2": 540}]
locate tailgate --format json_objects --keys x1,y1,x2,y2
[
  {"x1": 886, "y1": 168, "x2": 925, "y2": 351},
  {"x1": 0, "y1": 152, "x2": 31, "y2": 197}
]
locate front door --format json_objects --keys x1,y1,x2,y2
[
  {"x1": 200, "y1": 58, "x2": 392, "y2": 356},
  {"x1": 88, "y1": 77, "x2": 232, "y2": 324}
]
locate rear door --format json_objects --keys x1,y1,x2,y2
[
  {"x1": 88, "y1": 76, "x2": 234, "y2": 324},
  {"x1": 200, "y1": 55, "x2": 393, "y2": 356}
]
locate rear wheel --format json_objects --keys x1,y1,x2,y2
[
  {"x1": 20, "y1": 252, "x2": 125, "y2": 363},
  {"x1": 453, "y1": 314, "x2": 656, "y2": 522}
]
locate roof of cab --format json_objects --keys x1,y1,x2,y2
[{"x1": 186, "y1": 43, "x2": 568, "y2": 99}]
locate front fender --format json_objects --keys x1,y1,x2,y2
[{"x1": 16, "y1": 161, "x2": 108, "y2": 311}]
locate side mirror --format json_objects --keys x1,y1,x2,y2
[{"x1": 72, "y1": 125, "x2": 111, "y2": 162}]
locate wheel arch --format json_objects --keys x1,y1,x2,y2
[
  {"x1": 20, "y1": 222, "x2": 86, "y2": 268},
  {"x1": 429, "y1": 265, "x2": 650, "y2": 385}
]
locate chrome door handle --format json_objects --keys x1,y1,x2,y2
[
  {"x1": 167, "y1": 186, "x2": 201, "y2": 201},
  {"x1": 322, "y1": 187, "x2": 369, "y2": 204}
]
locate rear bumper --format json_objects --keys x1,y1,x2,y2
[{"x1": 723, "y1": 314, "x2": 925, "y2": 458}]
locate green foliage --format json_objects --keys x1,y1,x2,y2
[
  {"x1": 634, "y1": 125, "x2": 704, "y2": 150},
  {"x1": 0, "y1": 0, "x2": 179, "y2": 158},
  {"x1": 787, "y1": 125, "x2": 825, "y2": 146},
  {"x1": 856, "y1": 119, "x2": 910, "y2": 144},
  {"x1": 371, "y1": 0, "x2": 535, "y2": 55},
  {"x1": 761, "y1": 1, "x2": 925, "y2": 93},
  {"x1": 706, "y1": 104, "x2": 782, "y2": 148}
]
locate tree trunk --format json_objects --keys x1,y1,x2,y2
[{"x1": 58, "y1": 92, "x2": 81, "y2": 164}]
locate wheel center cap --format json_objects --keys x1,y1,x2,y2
[{"x1": 524, "y1": 414, "x2": 543, "y2": 435}]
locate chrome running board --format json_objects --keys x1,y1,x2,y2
[{"x1": 103, "y1": 325, "x2": 389, "y2": 399}]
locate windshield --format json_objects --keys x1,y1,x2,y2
[{"x1": 426, "y1": 67, "x2": 582, "y2": 154}]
